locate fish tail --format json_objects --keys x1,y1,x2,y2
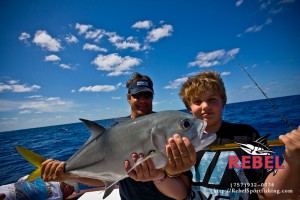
[{"x1": 15, "y1": 146, "x2": 47, "y2": 181}]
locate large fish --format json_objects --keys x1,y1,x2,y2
[{"x1": 16, "y1": 110, "x2": 216, "y2": 198}]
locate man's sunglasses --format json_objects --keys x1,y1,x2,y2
[{"x1": 131, "y1": 92, "x2": 153, "y2": 99}]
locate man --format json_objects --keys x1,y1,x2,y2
[{"x1": 41, "y1": 72, "x2": 195, "y2": 199}]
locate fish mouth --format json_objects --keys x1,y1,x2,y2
[
  {"x1": 194, "y1": 133, "x2": 217, "y2": 152},
  {"x1": 196, "y1": 120, "x2": 207, "y2": 137},
  {"x1": 191, "y1": 119, "x2": 217, "y2": 151}
]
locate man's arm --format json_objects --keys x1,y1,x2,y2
[{"x1": 41, "y1": 159, "x2": 104, "y2": 186}]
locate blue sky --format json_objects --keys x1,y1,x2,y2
[{"x1": 0, "y1": 0, "x2": 299, "y2": 132}]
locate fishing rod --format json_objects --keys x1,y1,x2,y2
[
  {"x1": 209, "y1": 56, "x2": 293, "y2": 151},
  {"x1": 209, "y1": 139, "x2": 284, "y2": 151},
  {"x1": 231, "y1": 55, "x2": 293, "y2": 131}
]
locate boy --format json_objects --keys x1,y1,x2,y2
[{"x1": 179, "y1": 71, "x2": 300, "y2": 199}]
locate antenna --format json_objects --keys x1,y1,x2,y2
[{"x1": 231, "y1": 55, "x2": 293, "y2": 131}]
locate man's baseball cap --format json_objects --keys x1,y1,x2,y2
[{"x1": 128, "y1": 80, "x2": 154, "y2": 94}]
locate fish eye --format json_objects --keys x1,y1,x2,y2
[{"x1": 180, "y1": 119, "x2": 192, "y2": 130}]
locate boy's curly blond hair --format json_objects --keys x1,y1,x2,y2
[{"x1": 179, "y1": 71, "x2": 227, "y2": 110}]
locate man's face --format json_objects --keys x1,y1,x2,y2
[{"x1": 128, "y1": 91, "x2": 153, "y2": 118}]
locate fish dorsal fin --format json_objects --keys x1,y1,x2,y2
[{"x1": 80, "y1": 118, "x2": 106, "y2": 140}]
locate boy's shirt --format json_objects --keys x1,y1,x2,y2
[{"x1": 189, "y1": 121, "x2": 269, "y2": 200}]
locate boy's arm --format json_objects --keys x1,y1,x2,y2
[
  {"x1": 125, "y1": 134, "x2": 195, "y2": 199},
  {"x1": 260, "y1": 126, "x2": 300, "y2": 199}
]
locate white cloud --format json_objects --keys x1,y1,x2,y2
[
  {"x1": 245, "y1": 18, "x2": 272, "y2": 33},
  {"x1": 27, "y1": 95, "x2": 43, "y2": 99},
  {"x1": 132, "y1": 20, "x2": 153, "y2": 29},
  {"x1": 65, "y1": 34, "x2": 78, "y2": 43},
  {"x1": 75, "y1": 23, "x2": 93, "y2": 35},
  {"x1": 0, "y1": 96, "x2": 73, "y2": 113},
  {"x1": 269, "y1": 7, "x2": 283, "y2": 14},
  {"x1": 46, "y1": 97, "x2": 60, "y2": 101},
  {"x1": 236, "y1": 0, "x2": 243, "y2": 7},
  {"x1": 85, "y1": 29, "x2": 105, "y2": 42},
  {"x1": 83, "y1": 43, "x2": 107, "y2": 52},
  {"x1": 19, "y1": 32, "x2": 31, "y2": 40},
  {"x1": 79, "y1": 85, "x2": 118, "y2": 92},
  {"x1": 60, "y1": 64, "x2": 71, "y2": 69},
  {"x1": 92, "y1": 53, "x2": 142, "y2": 76},
  {"x1": 0, "y1": 100, "x2": 21, "y2": 111},
  {"x1": 8, "y1": 80, "x2": 19, "y2": 84},
  {"x1": 19, "y1": 110, "x2": 32, "y2": 114},
  {"x1": 19, "y1": 97, "x2": 74, "y2": 112},
  {"x1": 112, "y1": 96, "x2": 121, "y2": 100},
  {"x1": 221, "y1": 71, "x2": 231, "y2": 76},
  {"x1": 278, "y1": 0, "x2": 295, "y2": 4},
  {"x1": 146, "y1": 24, "x2": 173, "y2": 42},
  {"x1": 114, "y1": 40, "x2": 140, "y2": 51},
  {"x1": 259, "y1": 0, "x2": 272, "y2": 10},
  {"x1": 45, "y1": 54, "x2": 61, "y2": 62},
  {"x1": 164, "y1": 77, "x2": 188, "y2": 89},
  {"x1": 12, "y1": 85, "x2": 40, "y2": 92},
  {"x1": 0, "y1": 81, "x2": 41, "y2": 93},
  {"x1": 33, "y1": 30, "x2": 62, "y2": 52},
  {"x1": 107, "y1": 32, "x2": 122, "y2": 43},
  {"x1": 188, "y1": 48, "x2": 240, "y2": 68},
  {"x1": 241, "y1": 84, "x2": 256, "y2": 93},
  {"x1": 245, "y1": 25, "x2": 263, "y2": 33},
  {"x1": 107, "y1": 33, "x2": 141, "y2": 51},
  {"x1": 19, "y1": 32, "x2": 31, "y2": 45},
  {"x1": 227, "y1": 48, "x2": 240, "y2": 56}
]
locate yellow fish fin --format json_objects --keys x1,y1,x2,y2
[
  {"x1": 15, "y1": 146, "x2": 47, "y2": 181},
  {"x1": 26, "y1": 168, "x2": 42, "y2": 182}
]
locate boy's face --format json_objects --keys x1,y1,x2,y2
[{"x1": 189, "y1": 90, "x2": 223, "y2": 133}]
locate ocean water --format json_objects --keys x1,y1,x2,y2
[{"x1": 0, "y1": 94, "x2": 299, "y2": 185}]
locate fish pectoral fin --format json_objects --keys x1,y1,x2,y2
[
  {"x1": 136, "y1": 151, "x2": 156, "y2": 166},
  {"x1": 125, "y1": 152, "x2": 157, "y2": 176},
  {"x1": 151, "y1": 153, "x2": 167, "y2": 169},
  {"x1": 103, "y1": 181, "x2": 116, "y2": 199},
  {"x1": 102, "y1": 152, "x2": 158, "y2": 199}
]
